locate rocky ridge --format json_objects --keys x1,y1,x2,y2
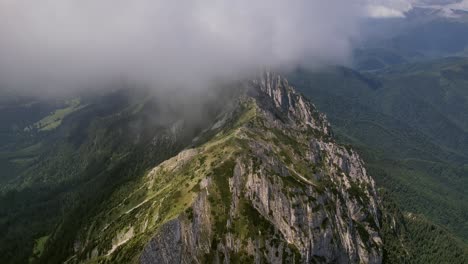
[{"x1": 62, "y1": 73, "x2": 383, "y2": 263}]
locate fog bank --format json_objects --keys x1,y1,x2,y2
[{"x1": 0, "y1": 0, "x2": 416, "y2": 95}]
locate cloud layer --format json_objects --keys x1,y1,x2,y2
[{"x1": 0, "y1": 0, "x2": 423, "y2": 95}]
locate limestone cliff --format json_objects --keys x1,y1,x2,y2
[{"x1": 62, "y1": 73, "x2": 383, "y2": 263}]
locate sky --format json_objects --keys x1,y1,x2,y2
[{"x1": 0, "y1": 0, "x2": 453, "y2": 95}]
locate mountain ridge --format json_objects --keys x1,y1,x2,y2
[
  {"x1": 2, "y1": 72, "x2": 466, "y2": 263},
  {"x1": 37, "y1": 73, "x2": 384, "y2": 263}
]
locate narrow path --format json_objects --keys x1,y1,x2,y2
[{"x1": 289, "y1": 166, "x2": 318, "y2": 187}]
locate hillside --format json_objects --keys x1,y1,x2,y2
[
  {"x1": 1, "y1": 73, "x2": 467, "y2": 263},
  {"x1": 288, "y1": 58, "x2": 468, "y2": 244},
  {"x1": 0, "y1": 88, "x2": 227, "y2": 263},
  {"x1": 356, "y1": 8, "x2": 468, "y2": 71},
  {"x1": 35, "y1": 73, "x2": 385, "y2": 263}
]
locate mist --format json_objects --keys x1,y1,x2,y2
[{"x1": 0, "y1": 0, "x2": 406, "y2": 96}]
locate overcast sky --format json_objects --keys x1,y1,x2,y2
[{"x1": 0, "y1": 0, "x2": 452, "y2": 95}]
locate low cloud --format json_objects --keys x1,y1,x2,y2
[
  {"x1": 0, "y1": 0, "x2": 418, "y2": 96},
  {"x1": 364, "y1": 0, "x2": 415, "y2": 18},
  {"x1": 366, "y1": 5, "x2": 408, "y2": 17},
  {"x1": 440, "y1": 0, "x2": 468, "y2": 12}
]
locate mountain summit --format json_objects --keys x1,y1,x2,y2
[{"x1": 39, "y1": 73, "x2": 382, "y2": 263}]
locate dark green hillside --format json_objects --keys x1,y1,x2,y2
[
  {"x1": 391, "y1": 20, "x2": 468, "y2": 55},
  {"x1": 1, "y1": 68, "x2": 467, "y2": 263},
  {"x1": 0, "y1": 97, "x2": 64, "y2": 183},
  {"x1": 353, "y1": 48, "x2": 419, "y2": 71},
  {"x1": 363, "y1": 57, "x2": 468, "y2": 159},
  {"x1": 0, "y1": 89, "x2": 225, "y2": 264},
  {"x1": 355, "y1": 12, "x2": 468, "y2": 71},
  {"x1": 288, "y1": 59, "x2": 468, "y2": 243},
  {"x1": 380, "y1": 191, "x2": 468, "y2": 264}
]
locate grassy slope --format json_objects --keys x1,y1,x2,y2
[
  {"x1": 40, "y1": 93, "x2": 369, "y2": 263},
  {"x1": 54, "y1": 101, "x2": 256, "y2": 263},
  {"x1": 0, "y1": 89, "x2": 222, "y2": 264},
  {"x1": 288, "y1": 60, "x2": 468, "y2": 244},
  {"x1": 1, "y1": 68, "x2": 467, "y2": 263},
  {"x1": 32, "y1": 98, "x2": 86, "y2": 131}
]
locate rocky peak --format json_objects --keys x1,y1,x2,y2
[
  {"x1": 58, "y1": 74, "x2": 383, "y2": 264},
  {"x1": 248, "y1": 72, "x2": 331, "y2": 135}
]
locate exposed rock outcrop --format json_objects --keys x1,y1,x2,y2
[
  {"x1": 59, "y1": 73, "x2": 382, "y2": 264},
  {"x1": 139, "y1": 73, "x2": 383, "y2": 264}
]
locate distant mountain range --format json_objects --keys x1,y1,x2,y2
[{"x1": 356, "y1": 2, "x2": 468, "y2": 71}]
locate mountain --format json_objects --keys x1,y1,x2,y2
[
  {"x1": 1, "y1": 73, "x2": 467, "y2": 263},
  {"x1": 379, "y1": 191, "x2": 468, "y2": 263},
  {"x1": 288, "y1": 58, "x2": 468, "y2": 245},
  {"x1": 0, "y1": 87, "x2": 226, "y2": 263},
  {"x1": 356, "y1": 8, "x2": 468, "y2": 71},
  {"x1": 35, "y1": 73, "x2": 385, "y2": 263}
]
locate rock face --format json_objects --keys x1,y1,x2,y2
[
  {"x1": 60, "y1": 73, "x2": 382, "y2": 263},
  {"x1": 138, "y1": 73, "x2": 383, "y2": 264}
]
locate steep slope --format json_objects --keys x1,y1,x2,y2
[
  {"x1": 288, "y1": 63, "x2": 468, "y2": 243},
  {"x1": 380, "y1": 191, "x2": 468, "y2": 264},
  {"x1": 0, "y1": 89, "x2": 226, "y2": 264},
  {"x1": 39, "y1": 73, "x2": 383, "y2": 263}
]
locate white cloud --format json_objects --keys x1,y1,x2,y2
[
  {"x1": 366, "y1": 5, "x2": 407, "y2": 17},
  {"x1": 363, "y1": 0, "x2": 415, "y2": 18},
  {"x1": 448, "y1": 0, "x2": 468, "y2": 10},
  {"x1": 2, "y1": 0, "x2": 452, "y2": 96},
  {"x1": 0, "y1": 0, "x2": 363, "y2": 95},
  {"x1": 407, "y1": 0, "x2": 468, "y2": 17}
]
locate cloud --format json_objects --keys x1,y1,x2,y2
[
  {"x1": 404, "y1": 0, "x2": 468, "y2": 17},
  {"x1": 0, "y1": 0, "x2": 368, "y2": 95},
  {"x1": 366, "y1": 5, "x2": 407, "y2": 17},
  {"x1": 446, "y1": 0, "x2": 468, "y2": 10},
  {"x1": 0, "y1": 1, "x2": 435, "y2": 95},
  {"x1": 364, "y1": 0, "x2": 416, "y2": 18}
]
